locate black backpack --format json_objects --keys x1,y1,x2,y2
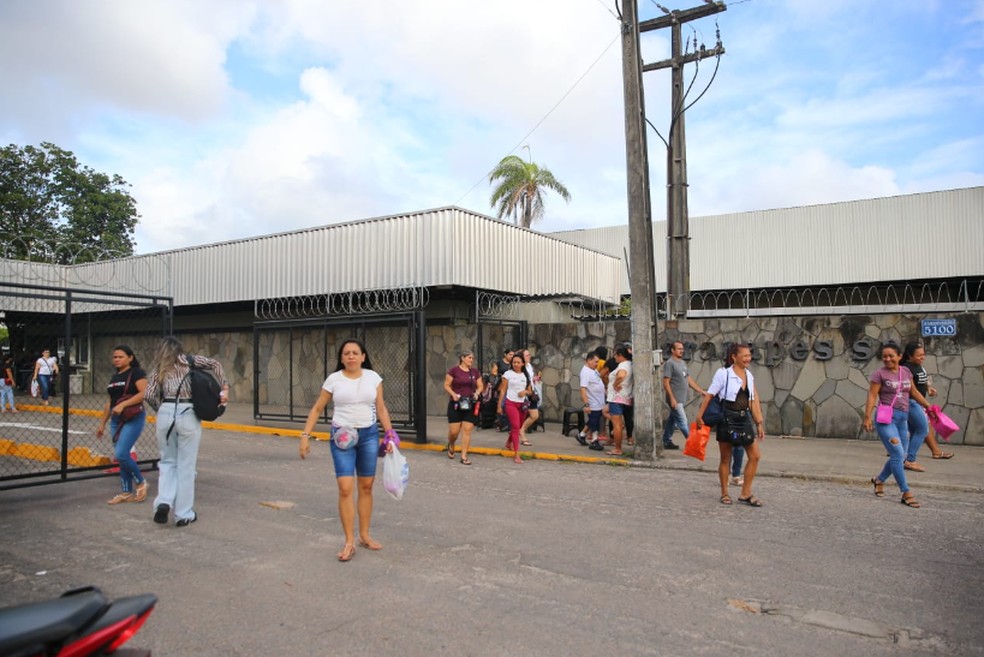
[{"x1": 181, "y1": 353, "x2": 225, "y2": 422}]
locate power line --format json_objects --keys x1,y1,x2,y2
[{"x1": 454, "y1": 32, "x2": 621, "y2": 207}]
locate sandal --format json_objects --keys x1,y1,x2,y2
[
  {"x1": 605, "y1": 450, "x2": 624, "y2": 456},
  {"x1": 358, "y1": 537, "x2": 382, "y2": 550},
  {"x1": 737, "y1": 496, "x2": 763, "y2": 507},
  {"x1": 901, "y1": 492, "x2": 921, "y2": 508},
  {"x1": 870, "y1": 477, "x2": 885, "y2": 497},
  {"x1": 932, "y1": 452, "x2": 954, "y2": 459},
  {"x1": 904, "y1": 461, "x2": 926, "y2": 472},
  {"x1": 520, "y1": 440, "x2": 533, "y2": 447},
  {"x1": 447, "y1": 443, "x2": 455, "y2": 459},
  {"x1": 337, "y1": 544, "x2": 356, "y2": 562},
  {"x1": 108, "y1": 493, "x2": 133, "y2": 505},
  {"x1": 460, "y1": 457, "x2": 472, "y2": 465},
  {"x1": 720, "y1": 495, "x2": 732, "y2": 505}
]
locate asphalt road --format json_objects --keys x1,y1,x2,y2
[{"x1": 1, "y1": 429, "x2": 982, "y2": 656}]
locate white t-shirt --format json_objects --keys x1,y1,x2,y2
[
  {"x1": 607, "y1": 360, "x2": 633, "y2": 404},
  {"x1": 579, "y1": 365, "x2": 606, "y2": 410},
  {"x1": 501, "y1": 369, "x2": 529, "y2": 403},
  {"x1": 323, "y1": 369, "x2": 382, "y2": 428},
  {"x1": 36, "y1": 357, "x2": 57, "y2": 375}
]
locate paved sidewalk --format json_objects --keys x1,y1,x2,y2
[{"x1": 216, "y1": 405, "x2": 984, "y2": 493}]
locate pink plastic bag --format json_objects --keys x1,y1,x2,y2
[{"x1": 927, "y1": 405, "x2": 959, "y2": 442}]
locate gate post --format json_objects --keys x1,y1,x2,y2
[{"x1": 413, "y1": 310, "x2": 428, "y2": 443}]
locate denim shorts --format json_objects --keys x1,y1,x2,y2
[
  {"x1": 608, "y1": 402, "x2": 626, "y2": 417},
  {"x1": 330, "y1": 425, "x2": 380, "y2": 478}
]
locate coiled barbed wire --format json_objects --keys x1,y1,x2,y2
[{"x1": 256, "y1": 287, "x2": 430, "y2": 320}]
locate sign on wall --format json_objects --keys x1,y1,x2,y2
[{"x1": 921, "y1": 318, "x2": 957, "y2": 338}]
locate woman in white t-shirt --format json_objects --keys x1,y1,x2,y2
[
  {"x1": 605, "y1": 345, "x2": 633, "y2": 456},
  {"x1": 497, "y1": 354, "x2": 532, "y2": 464},
  {"x1": 32, "y1": 349, "x2": 59, "y2": 406},
  {"x1": 299, "y1": 339, "x2": 399, "y2": 562}
]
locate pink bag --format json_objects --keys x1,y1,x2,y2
[
  {"x1": 875, "y1": 404, "x2": 894, "y2": 424},
  {"x1": 927, "y1": 405, "x2": 959, "y2": 441}
]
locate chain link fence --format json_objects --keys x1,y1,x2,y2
[{"x1": 0, "y1": 281, "x2": 171, "y2": 489}]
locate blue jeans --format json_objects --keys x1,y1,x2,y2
[
  {"x1": 154, "y1": 402, "x2": 202, "y2": 523},
  {"x1": 110, "y1": 413, "x2": 146, "y2": 493},
  {"x1": 330, "y1": 425, "x2": 380, "y2": 478},
  {"x1": 731, "y1": 446, "x2": 744, "y2": 477},
  {"x1": 906, "y1": 400, "x2": 928, "y2": 463},
  {"x1": 0, "y1": 382, "x2": 14, "y2": 411},
  {"x1": 37, "y1": 374, "x2": 53, "y2": 400},
  {"x1": 874, "y1": 408, "x2": 910, "y2": 493},
  {"x1": 661, "y1": 403, "x2": 689, "y2": 444}
]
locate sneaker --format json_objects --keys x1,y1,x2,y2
[
  {"x1": 588, "y1": 440, "x2": 605, "y2": 451},
  {"x1": 108, "y1": 493, "x2": 133, "y2": 505},
  {"x1": 154, "y1": 503, "x2": 170, "y2": 524},
  {"x1": 663, "y1": 442, "x2": 680, "y2": 450},
  {"x1": 729, "y1": 475, "x2": 744, "y2": 486},
  {"x1": 132, "y1": 481, "x2": 149, "y2": 503},
  {"x1": 176, "y1": 513, "x2": 198, "y2": 528},
  {"x1": 576, "y1": 431, "x2": 588, "y2": 446}
]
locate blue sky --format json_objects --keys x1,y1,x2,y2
[{"x1": 1, "y1": 0, "x2": 982, "y2": 254}]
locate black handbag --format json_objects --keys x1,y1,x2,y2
[
  {"x1": 701, "y1": 368, "x2": 728, "y2": 426},
  {"x1": 456, "y1": 396, "x2": 472, "y2": 412}
]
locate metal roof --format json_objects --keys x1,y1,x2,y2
[{"x1": 550, "y1": 186, "x2": 984, "y2": 294}]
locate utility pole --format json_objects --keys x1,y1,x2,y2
[
  {"x1": 620, "y1": 0, "x2": 658, "y2": 462},
  {"x1": 621, "y1": 1, "x2": 725, "y2": 460},
  {"x1": 643, "y1": 3, "x2": 726, "y2": 317}
]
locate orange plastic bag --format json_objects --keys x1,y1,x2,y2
[{"x1": 683, "y1": 422, "x2": 711, "y2": 461}]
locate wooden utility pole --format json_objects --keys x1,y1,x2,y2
[
  {"x1": 621, "y1": 2, "x2": 725, "y2": 460},
  {"x1": 620, "y1": 0, "x2": 658, "y2": 461},
  {"x1": 643, "y1": 3, "x2": 726, "y2": 317}
]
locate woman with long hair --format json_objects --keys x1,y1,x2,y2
[
  {"x1": 518, "y1": 348, "x2": 540, "y2": 446},
  {"x1": 604, "y1": 345, "x2": 633, "y2": 456},
  {"x1": 32, "y1": 348, "x2": 59, "y2": 406},
  {"x1": 696, "y1": 343, "x2": 766, "y2": 507},
  {"x1": 443, "y1": 350, "x2": 483, "y2": 465},
  {"x1": 299, "y1": 339, "x2": 398, "y2": 562},
  {"x1": 498, "y1": 353, "x2": 532, "y2": 464},
  {"x1": 901, "y1": 341, "x2": 953, "y2": 464},
  {"x1": 0, "y1": 355, "x2": 17, "y2": 413},
  {"x1": 96, "y1": 345, "x2": 149, "y2": 505},
  {"x1": 863, "y1": 343, "x2": 932, "y2": 508},
  {"x1": 144, "y1": 336, "x2": 229, "y2": 527}
]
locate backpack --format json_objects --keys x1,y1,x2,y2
[{"x1": 180, "y1": 353, "x2": 225, "y2": 422}]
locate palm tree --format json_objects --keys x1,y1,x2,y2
[{"x1": 488, "y1": 153, "x2": 571, "y2": 229}]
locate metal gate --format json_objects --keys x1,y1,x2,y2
[
  {"x1": 253, "y1": 311, "x2": 427, "y2": 439},
  {"x1": 0, "y1": 281, "x2": 172, "y2": 490}
]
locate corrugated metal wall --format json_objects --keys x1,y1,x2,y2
[{"x1": 551, "y1": 187, "x2": 983, "y2": 293}]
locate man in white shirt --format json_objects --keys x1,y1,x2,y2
[{"x1": 578, "y1": 352, "x2": 606, "y2": 450}]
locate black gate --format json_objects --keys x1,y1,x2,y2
[
  {"x1": 253, "y1": 311, "x2": 426, "y2": 440},
  {"x1": 476, "y1": 320, "x2": 526, "y2": 375},
  {"x1": 0, "y1": 281, "x2": 172, "y2": 490}
]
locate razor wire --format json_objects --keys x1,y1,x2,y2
[
  {"x1": 255, "y1": 287, "x2": 430, "y2": 320},
  {"x1": 0, "y1": 238, "x2": 170, "y2": 296},
  {"x1": 477, "y1": 291, "x2": 625, "y2": 323}
]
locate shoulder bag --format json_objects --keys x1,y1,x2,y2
[
  {"x1": 701, "y1": 368, "x2": 728, "y2": 426},
  {"x1": 875, "y1": 369, "x2": 903, "y2": 424},
  {"x1": 116, "y1": 370, "x2": 143, "y2": 422}
]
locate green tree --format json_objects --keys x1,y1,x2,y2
[
  {"x1": 488, "y1": 153, "x2": 571, "y2": 229},
  {"x1": 0, "y1": 142, "x2": 139, "y2": 262}
]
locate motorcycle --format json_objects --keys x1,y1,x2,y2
[{"x1": 0, "y1": 585, "x2": 157, "y2": 656}]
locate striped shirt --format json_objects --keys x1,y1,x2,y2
[{"x1": 145, "y1": 354, "x2": 228, "y2": 411}]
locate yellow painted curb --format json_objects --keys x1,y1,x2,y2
[
  {"x1": 12, "y1": 442, "x2": 60, "y2": 462},
  {"x1": 0, "y1": 439, "x2": 14, "y2": 455},
  {"x1": 66, "y1": 447, "x2": 113, "y2": 467}
]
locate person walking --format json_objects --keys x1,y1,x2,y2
[
  {"x1": 498, "y1": 353, "x2": 531, "y2": 464},
  {"x1": 145, "y1": 336, "x2": 229, "y2": 527},
  {"x1": 578, "y1": 352, "x2": 606, "y2": 451},
  {"x1": 901, "y1": 341, "x2": 953, "y2": 464},
  {"x1": 299, "y1": 339, "x2": 399, "y2": 562},
  {"x1": 696, "y1": 343, "x2": 765, "y2": 507},
  {"x1": 96, "y1": 345, "x2": 149, "y2": 505},
  {"x1": 443, "y1": 350, "x2": 483, "y2": 465},
  {"x1": 0, "y1": 355, "x2": 17, "y2": 413},
  {"x1": 519, "y1": 348, "x2": 540, "y2": 446},
  {"x1": 32, "y1": 349, "x2": 59, "y2": 406},
  {"x1": 863, "y1": 343, "x2": 932, "y2": 508},
  {"x1": 661, "y1": 341, "x2": 705, "y2": 450},
  {"x1": 605, "y1": 345, "x2": 633, "y2": 456}
]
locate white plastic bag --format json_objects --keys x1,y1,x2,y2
[
  {"x1": 30, "y1": 380, "x2": 39, "y2": 398},
  {"x1": 382, "y1": 444, "x2": 409, "y2": 500}
]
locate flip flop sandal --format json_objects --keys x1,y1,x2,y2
[
  {"x1": 904, "y1": 462, "x2": 926, "y2": 472},
  {"x1": 337, "y1": 544, "x2": 356, "y2": 562},
  {"x1": 521, "y1": 440, "x2": 533, "y2": 447},
  {"x1": 447, "y1": 444, "x2": 455, "y2": 459},
  {"x1": 605, "y1": 451, "x2": 624, "y2": 456},
  {"x1": 358, "y1": 538, "x2": 382, "y2": 550},
  {"x1": 460, "y1": 457, "x2": 472, "y2": 465},
  {"x1": 737, "y1": 496, "x2": 763, "y2": 507},
  {"x1": 932, "y1": 452, "x2": 954, "y2": 459},
  {"x1": 720, "y1": 495, "x2": 732, "y2": 505}
]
